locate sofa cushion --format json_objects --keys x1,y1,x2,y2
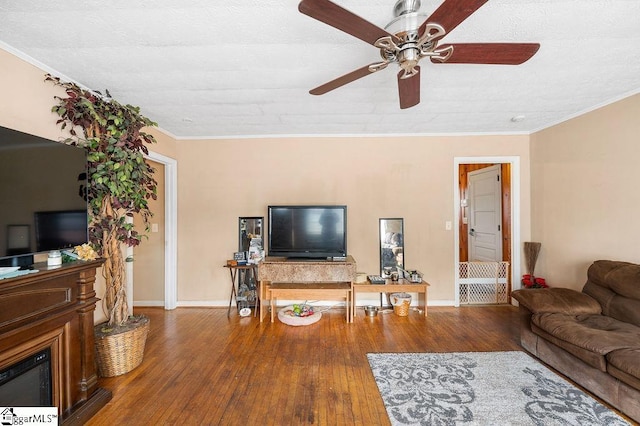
[
  {"x1": 512, "y1": 288, "x2": 601, "y2": 315},
  {"x1": 587, "y1": 260, "x2": 640, "y2": 300},
  {"x1": 531, "y1": 312, "x2": 640, "y2": 371},
  {"x1": 607, "y1": 348, "x2": 640, "y2": 391},
  {"x1": 531, "y1": 323, "x2": 608, "y2": 371},
  {"x1": 584, "y1": 260, "x2": 640, "y2": 326}
]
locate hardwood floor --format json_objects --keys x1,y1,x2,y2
[{"x1": 87, "y1": 305, "x2": 523, "y2": 425}]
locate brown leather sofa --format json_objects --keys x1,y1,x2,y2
[{"x1": 511, "y1": 260, "x2": 640, "y2": 422}]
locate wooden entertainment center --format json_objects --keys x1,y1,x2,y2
[
  {"x1": 0, "y1": 260, "x2": 111, "y2": 424},
  {"x1": 258, "y1": 256, "x2": 357, "y2": 323}
]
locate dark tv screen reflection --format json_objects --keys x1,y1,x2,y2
[
  {"x1": 0, "y1": 126, "x2": 88, "y2": 262},
  {"x1": 268, "y1": 205, "x2": 347, "y2": 259},
  {"x1": 34, "y1": 210, "x2": 88, "y2": 252}
]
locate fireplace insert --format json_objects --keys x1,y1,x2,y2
[{"x1": 0, "y1": 348, "x2": 52, "y2": 406}]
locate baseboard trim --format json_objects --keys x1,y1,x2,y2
[
  {"x1": 62, "y1": 387, "x2": 112, "y2": 425},
  {"x1": 173, "y1": 299, "x2": 457, "y2": 308},
  {"x1": 133, "y1": 300, "x2": 165, "y2": 307}
]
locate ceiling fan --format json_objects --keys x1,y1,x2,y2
[{"x1": 298, "y1": 0, "x2": 540, "y2": 109}]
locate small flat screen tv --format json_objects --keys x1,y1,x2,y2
[
  {"x1": 0, "y1": 126, "x2": 88, "y2": 267},
  {"x1": 34, "y1": 210, "x2": 89, "y2": 252},
  {"x1": 268, "y1": 205, "x2": 347, "y2": 259}
]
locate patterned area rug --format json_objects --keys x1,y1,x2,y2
[{"x1": 367, "y1": 351, "x2": 630, "y2": 425}]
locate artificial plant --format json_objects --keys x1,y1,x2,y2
[{"x1": 46, "y1": 74, "x2": 157, "y2": 327}]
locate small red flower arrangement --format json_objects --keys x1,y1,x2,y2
[{"x1": 522, "y1": 274, "x2": 548, "y2": 288}]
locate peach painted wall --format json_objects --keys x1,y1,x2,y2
[
  {"x1": 0, "y1": 48, "x2": 65, "y2": 140},
  {"x1": 176, "y1": 135, "x2": 531, "y2": 304},
  {"x1": 530, "y1": 93, "x2": 640, "y2": 290}
]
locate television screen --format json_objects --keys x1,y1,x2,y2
[
  {"x1": 34, "y1": 210, "x2": 89, "y2": 252},
  {"x1": 0, "y1": 126, "x2": 88, "y2": 265},
  {"x1": 268, "y1": 205, "x2": 347, "y2": 259}
]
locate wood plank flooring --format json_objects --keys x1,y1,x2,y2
[{"x1": 87, "y1": 305, "x2": 524, "y2": 425}]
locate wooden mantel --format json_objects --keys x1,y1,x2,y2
[{"x1": 0, "y1": 260, "x2": 111, "y2": 425}]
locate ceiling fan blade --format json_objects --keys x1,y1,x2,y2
[
  {"x1": 431, "y1": 43, "x2": 540, "y2": 64},
  {"x1": 397, "y1": 66, "x2": 420, "y2": 109},
  {"x1": 419, "y1": 0, "x2": 488, "y2": 37},
  {"x1": 299, "y1": 0, "x2": 399, "y2": 47},
  {"x1": 310, "y1": 63, "x2": 388, "y2": 95}
]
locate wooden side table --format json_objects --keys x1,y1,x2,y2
[
  {"x1": 351, "y1": 278, "x2": 430, "y2": 320},
  {"x1": 224, "y1": 264, "x2": 259, "y2": 317}
]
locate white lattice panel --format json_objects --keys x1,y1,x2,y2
[{"x1": 458, "y1": 262, "x2": 509, "y2": 305}]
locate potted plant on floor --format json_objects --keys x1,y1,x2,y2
[{"x1": 46, "y1": 74, "x2": 158, "y2": 377}]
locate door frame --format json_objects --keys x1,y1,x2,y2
[
  {"x1": 126, "y1": 150, "x2": 178, "y2": 310},
  {"x1": 453, "y1": 156, "x2": 521, "y2": 307}
]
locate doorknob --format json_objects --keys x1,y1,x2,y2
[{"x1": 469, "y1": 228, "x2": 475, "y2": 236}]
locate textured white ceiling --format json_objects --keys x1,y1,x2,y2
[{"x1": 0, "y1": 0, "x2": 639, "y2": 139}]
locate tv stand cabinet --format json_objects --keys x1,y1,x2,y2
[{"x1": 258, "y1": 256, "x2": 357, "y2": 323}]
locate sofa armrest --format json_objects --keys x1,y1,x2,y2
[{"x1": 511, "y1": 288, "x2": 602, "y2": 315}]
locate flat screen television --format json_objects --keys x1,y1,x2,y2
[
  {"x1": 267, "y1": 205, "x2": 347, "y2": 259},
  {"x1": 34, "y1": 210, "x2": 89, "y2": 252},
  {"x1": 0, "y1": 126, "x2": 88, "y2": 268}
]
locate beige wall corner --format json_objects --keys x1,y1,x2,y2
[{"x1": 530, "y1": 93, "x2": 640, "y2": 290}]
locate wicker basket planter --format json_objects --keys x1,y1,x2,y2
[{"x1": 94, "y1": 315, "x2": 150, "y2": 377}]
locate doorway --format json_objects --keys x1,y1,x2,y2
[
  {"x1": 127, "y1": 151, "x2": 178, "y2": 311},
  {"x1": 454, "y1": 157, "x2": 521, "y2": 306},
  {"x1": 132, "y1": 159, "x2": 165, "y2": 306}
]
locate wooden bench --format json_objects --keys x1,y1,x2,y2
[{"x1": 267, "y1": 282, "x2": 352, "y2": 323}]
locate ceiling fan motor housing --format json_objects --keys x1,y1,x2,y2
[
  {"x1": 383, "y1": 0, "x2": 441, "y2": 77},
  {"x1": 393, "y1": 0, "x2": 421, "y2": 16}
]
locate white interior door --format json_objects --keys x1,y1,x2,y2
[{"x1": 468, "y1": 165, "x2": 503, "y2": 262}]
